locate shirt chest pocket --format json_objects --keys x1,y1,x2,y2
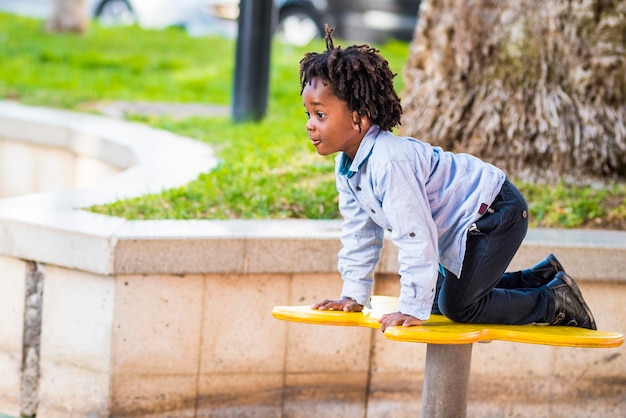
[{"x1": 353, "y1": 185, "x2": 392, "y2": 231}]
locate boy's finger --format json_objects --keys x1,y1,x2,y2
[{"x1": 311, "y1": 300, "x2": 330, "y2": 309}]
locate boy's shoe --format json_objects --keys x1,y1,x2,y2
[
  {"x1": 529, "y1": 253, "x2": 564, "y2": 287},
  {"x1": 547, "y1": 272, "x2": 597, "y2": 330}
]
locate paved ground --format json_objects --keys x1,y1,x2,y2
[{"x1": 86, "y1": 101, "x2": 231, "y2": 120}]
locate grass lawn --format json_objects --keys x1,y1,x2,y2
[{"x1": 1, "y1": 12, "x2": 624, "y2": 229}]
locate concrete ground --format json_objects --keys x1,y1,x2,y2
[{"x1": 83, "y1": 101, "x2": 231, "y2": 120}]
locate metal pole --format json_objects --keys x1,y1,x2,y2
[
  {"x1": 422, "y1": 344, "x2": 473, "y2": 418},
  {"x1": 232, "y1": 0, "x2": 275, "y2": 122}
]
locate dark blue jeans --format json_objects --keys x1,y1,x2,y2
[{"x1": 436, "y1": 179, "x2": 553, "y2": 325}]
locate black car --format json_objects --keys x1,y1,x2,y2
[{"x1": 276, "y1": 0, "x2": 422, "y2": 45}]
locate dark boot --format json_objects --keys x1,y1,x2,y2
[
  {"x1": 527, "y1": 253, "x2": 564, "y2": 287},
  {"x1": 547, "y1": 271, "x2": 597, "y2": 330}
]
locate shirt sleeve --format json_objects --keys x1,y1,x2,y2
[
  {"x1": 377, "y1": 160, "x2": 439, "y2": 320},
  {"x1": 336, "y1": 177, "x2": 384, "y2": 309}
]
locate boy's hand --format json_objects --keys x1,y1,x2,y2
[
  {"x1": 312, "y1": 298, "x2": 363, "y2": 312},
  {"x1": 378, "y1": 311, "x2": 423, "y2": 332}
]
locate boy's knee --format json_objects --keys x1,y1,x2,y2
[{"x1": 439, "y1": 299, "x2": 472, "y2": 323}]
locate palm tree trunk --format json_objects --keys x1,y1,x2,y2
[{"x1": 401, "y1": 0, "x2": 626, "y2": 184}]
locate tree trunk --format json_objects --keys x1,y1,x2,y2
[
  {"x1": 46, "y1": 0, "x2": 87, "y2": 33},
  {"x1": 401, "y1": 0, "x2": 626, "y2": 184}
]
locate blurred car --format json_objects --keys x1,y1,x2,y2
[
  {"x1": 92, "y1": 0, "x2": 199, "y2": 29},
  {"x1": 0, "y1": 0, "x2": 421, "y2": 45},
  {"x1": 196, "y1": 0, "x2": 421, "y2": 46},
  {"x1": 0, "y1": 0, "x2": 201, "y2": 29},
  {"x1": 277, "y1": 0, "x2": 422, "y2": 45}
]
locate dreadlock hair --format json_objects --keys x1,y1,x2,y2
[{"x1": 299, "y1": 25, "x2": 403, "y2": 132}]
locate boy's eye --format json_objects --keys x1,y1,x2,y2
[{"x1": 304, "y1": 110, "x2": 326, "y2": 120}]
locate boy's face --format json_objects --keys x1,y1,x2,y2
[{"x1": 302, "y1": 77, "x2": 368, "y2": 160}]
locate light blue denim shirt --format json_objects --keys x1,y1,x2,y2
[{"x1": 336, "y1": 125, "x2": 505, "y2": 319}]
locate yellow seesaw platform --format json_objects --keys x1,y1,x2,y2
[{"x1": 272, "y1": 295, "x2": 624, "y2": 348}]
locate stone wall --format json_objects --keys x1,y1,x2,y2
[{"x1": 0, "y1": 230, "x2": 624, "y2": 418}]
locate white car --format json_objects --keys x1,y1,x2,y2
[{"x1": 0, "y1": 0, "x2": 201, "y2": 29}]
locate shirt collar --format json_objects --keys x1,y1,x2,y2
[{"x1": 338, "y1": 125, "x2": 381, "y2": 178}]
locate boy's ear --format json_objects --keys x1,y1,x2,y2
[
  {"x1": 351, "y1": 111, "x2": 360, "y2": 125},
  {"x1": 352, "y1": 110, "x2": 371, "y2": 130},
  {"x1": 352, "y1": 110, "x2": 368, "y2": 122}
]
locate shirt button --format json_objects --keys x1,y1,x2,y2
[
  {"x1": 370, "y1": 209, "x2": 376, "y2": 213},
  {"x1": 356, "y1": 186, "x2": 362, "y2": 191},
  {"x1": 409, "y1": 232, "x2": 416, "y2": 237}
]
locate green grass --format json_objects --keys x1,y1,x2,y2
[
  {"x1": 522, "y1": 181, "x2": 626, "y2": 229},
  {"x1": 0, "y1": 14, "x2": 234, "y2": 107},
  {"x1": 97, "y1": 115, "x2": 341, "y2": 219},
  {"x1": 1, "y1": 12, "x2": 624, "y2": 229}
]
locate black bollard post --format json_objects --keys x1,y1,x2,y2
[{"x1": 232, "y1": 0, "x2": 276, "y2": 123}]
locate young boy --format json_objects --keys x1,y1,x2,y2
[{"x1": 303, "y1": 27, "x2": 597, "y2": 331}]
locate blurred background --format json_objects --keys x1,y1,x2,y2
[{"x1": 0, "y1": 0, "x2": 421, "y2": 45}]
